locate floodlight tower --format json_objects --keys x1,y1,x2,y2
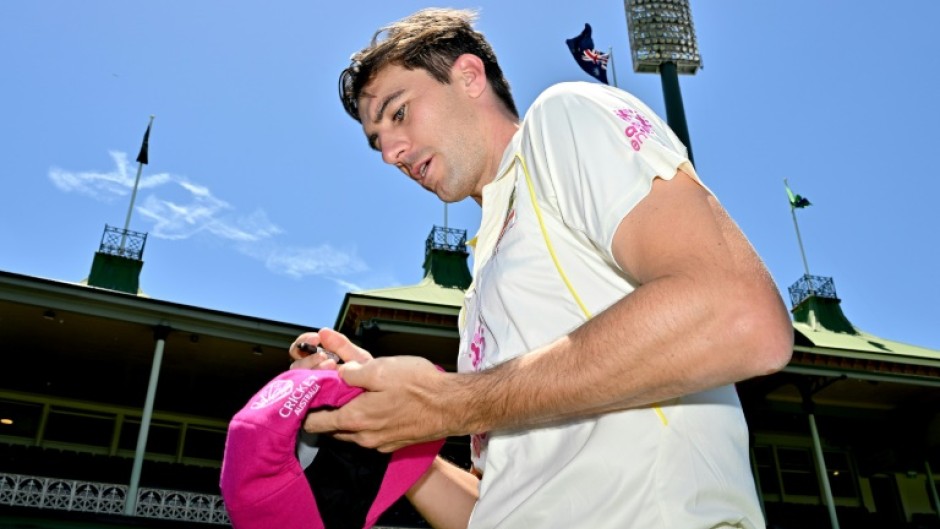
[{"x1": 624, "y1": 0, "x2": 702, "y2": 164}]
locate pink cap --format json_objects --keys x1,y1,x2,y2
[{"x1": 220, "y1": 369, "x2": 443, "y2": 529}]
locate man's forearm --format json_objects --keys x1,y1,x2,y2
[
  {"x1": 445, "y1": 271, "x2": 792, "y2": 434},
  {"x1": 406, "y1": 457, "x2": 479, "y2": 529}
]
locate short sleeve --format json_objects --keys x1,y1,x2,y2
[{"x1": 520, "y1": 82, "x2": 694, "y2": 258}]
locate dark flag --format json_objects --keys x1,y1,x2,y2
[
  {"x1": 566, "y1": 23, "x2": 609, "y2": 85},
  {"x1": 136, "y1": 121, "x2": 152, "y2": 165},
  {"x1": 785, "y1": 182, "x2": 811, "y2": 209}
]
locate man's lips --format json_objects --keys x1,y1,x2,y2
[{"x1": 412, "y1": 157, "x2": 432, "y2": 186}]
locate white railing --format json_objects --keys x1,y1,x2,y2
[
  {"x1": 0, "y1": 472, "x2": 229, "y2": 525},
  {"x1": 0, "y1": 472, "x2": 421, "y2": 528}
]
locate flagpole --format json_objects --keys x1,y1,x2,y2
[
  {"x1": 608, "y1": 47, "x2": 618, "y2": 88},
  {"x1": 120, "y1": 115, "x2": 154, "y2": 254},
  {"x1": 785, "y1": 178, "x2": 813, "y2": 283}
]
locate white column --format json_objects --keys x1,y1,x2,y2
[
  {"x1": 124, "y1": 325, "x2": 170, "y2": 516},
  {"x1": 926, "y1": 460, "x2": 940, "y2": 522},
  {"x1": 808, "y1": 413, "x2": 840, "y2": 529}
]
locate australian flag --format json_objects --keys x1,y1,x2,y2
[{"x1": 566, "y1": 23, "x2": 609, "y2": 85}]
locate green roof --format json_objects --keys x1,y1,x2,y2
[
  {"x1": 792, "y1": 294, "x2": 940, "y2": 365},
  {"x1": 794, "y1": 320, "x2": 940, "y2": 363},
  {"x1": 344, "y1": 228, "x2": 471, "y2": 310},
  {"x1": 332, "y1": 230, "x2": 472, "y2": 330},
  {"x1": 351, "y1": 275, "x2": 465, "y2": 309}
]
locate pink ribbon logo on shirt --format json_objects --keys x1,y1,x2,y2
[
  {"x1": 615, "y1": 108, "x2": 653, "y2": 151},
  {"x1": 470, "y1": 320, "x2": 486, "y2": 370}
]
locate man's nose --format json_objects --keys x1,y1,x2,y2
[{"x1": 380, "y1": 134, "x2": 408, "y2": 166}]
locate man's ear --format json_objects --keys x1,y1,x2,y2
[{"x1": 452, "y1": 54, "x2": 487, "y2": 99}]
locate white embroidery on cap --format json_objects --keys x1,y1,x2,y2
[
  {"x1": 251, "y1": 380, "x2": 294, "y2": 410},
  {"x1": 279, "y1": 375, "x2": 322, "y2": 418}
]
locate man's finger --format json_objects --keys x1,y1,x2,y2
[
  {"x1": 289, "y1": 331, "x2": 320, "y2": 361},
  {"x1": 319, "y1": 328, "x2": 372, "y2": 364},
  {"x1": 303, "y1": 408, "x2": 342, "y2": 434},
  {"x1": 291, "y1": 356, "x2": 338, "y2": 371},
  {"x1": 336, "y1": 361, "x2": 370, "y2": 387},
  {"x1": 328, "y1": 429, "x2": 399, "y2": 452}
]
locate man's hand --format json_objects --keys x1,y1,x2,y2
[
  {"x1": 288, "y1": 329, "x2": 458, "y2": 452},
  {"x1": 302, "y1": 355, "x2": 455, "y2": 453},
  {"x1": 289, "y1": 328, "x2": 373, "y2": 370}
]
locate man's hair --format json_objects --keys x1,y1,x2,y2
[{"x1": 338, "y1": 8, "x2": 518, "y2": 123}]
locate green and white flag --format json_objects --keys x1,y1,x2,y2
[{"x1": 785, "y1": 182, "x2": 811, "y2": 209}]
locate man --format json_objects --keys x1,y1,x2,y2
[{"x1": 290, "y1": 8, "x2": 793, "y2": 529}]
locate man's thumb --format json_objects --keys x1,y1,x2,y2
[{"x1": 337, "y1": 361, "x2": 367, "y2": 387}]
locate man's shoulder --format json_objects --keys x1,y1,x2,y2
[
  {"x1": 530, "y1": 81, "x2": 601, "y2": 109},
  {"x1": 524, "y1": 82, "x2": 641, "y2": 123}
]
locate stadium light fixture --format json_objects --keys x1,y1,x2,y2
[{"x1": 624, "y1": 0, "x2": 701, "y2": 163}]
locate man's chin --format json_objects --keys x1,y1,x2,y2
[
  {"x1": 430, "y1": 182, "x2": 469, "y2": 203},
  {"x1": 429, "y1": 186, "x2": 448, "y2": 201},
  {"x1": 433, "y1": 190, "x2": 462, "y2": 204}
]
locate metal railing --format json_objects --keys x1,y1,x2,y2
[
  {"x1": 426, "y1": 225, "x2": 468, "y2": 254},
  {"x1": 0, "y1": 472, "x2": 423, "y2": 528},
  {"x1": 0, "y1": 472, "x2": 228, "y2": 525},
  {"x1": 98, "y1": 224, "x2": 148, "y2": 261},
  {"x1": 788, "y1": 274, "x2": 838, "y2": 308}
]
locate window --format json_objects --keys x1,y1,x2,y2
[
  {"x1": 119, "y1": 419, "x2": 180, "y2": 456},
  {"x1": 183, "y1": 427, "x2": 226, "y2": 461},
  {"x1": 0, "y1": 399, "x2": 42, "y2": 440},
  {"x1": 44, "y1": 408, "x2": 115, "y2": 447},
  {"x1": 755, "y1": 442, "x2": 859, "y2": 503},
  {"x1": 823, "y1": 450, "x2": 857, "y2": 499},
  {"x1": 777, "y1": 447, "x2": 819, "y2": 497},
  {"x1": 753, "y1": 445, "x2": 781, "y2": 496}
]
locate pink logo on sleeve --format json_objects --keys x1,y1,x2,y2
[
  {"x1": 469, "y1": 320, "x2": 486, "y2": 370},
  {"x1": 615, "y1": 108, "x2": 653, "y2": 151}
]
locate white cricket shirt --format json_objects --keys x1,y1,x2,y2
[{"x1": 457, "y1": 82, "x2": 764, "y2": 529}]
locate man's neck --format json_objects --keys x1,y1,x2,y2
[{"x1": 472, "y1": 115, "x2": 520, "y2": 206}]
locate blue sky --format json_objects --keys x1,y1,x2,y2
[{"x1": 2, "y1": 1, "x2": 938, "y2": 350}]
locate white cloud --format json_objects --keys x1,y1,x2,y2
[
  {"x1": 49, "y1": 151, "x2": 367, "y2": 281},
  {"x1": 136, "y1": 182, "x2": 241, "y2": 241},
  {"x1": 327, "y1": 272, "x2": 404, "y2": 295},
  {"x1": 49, "y1": 151, "x2": 169, "y2": 201},
  {"x1": 237, "y1": 242, "x2": 367, "y2": 279},
  {"x1": 331, "y1": 278, "x2": 364, "y2": 292}
]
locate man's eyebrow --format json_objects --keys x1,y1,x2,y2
[{"x1": 373, "y1": 89, "x2": 405, "y2": 124}]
